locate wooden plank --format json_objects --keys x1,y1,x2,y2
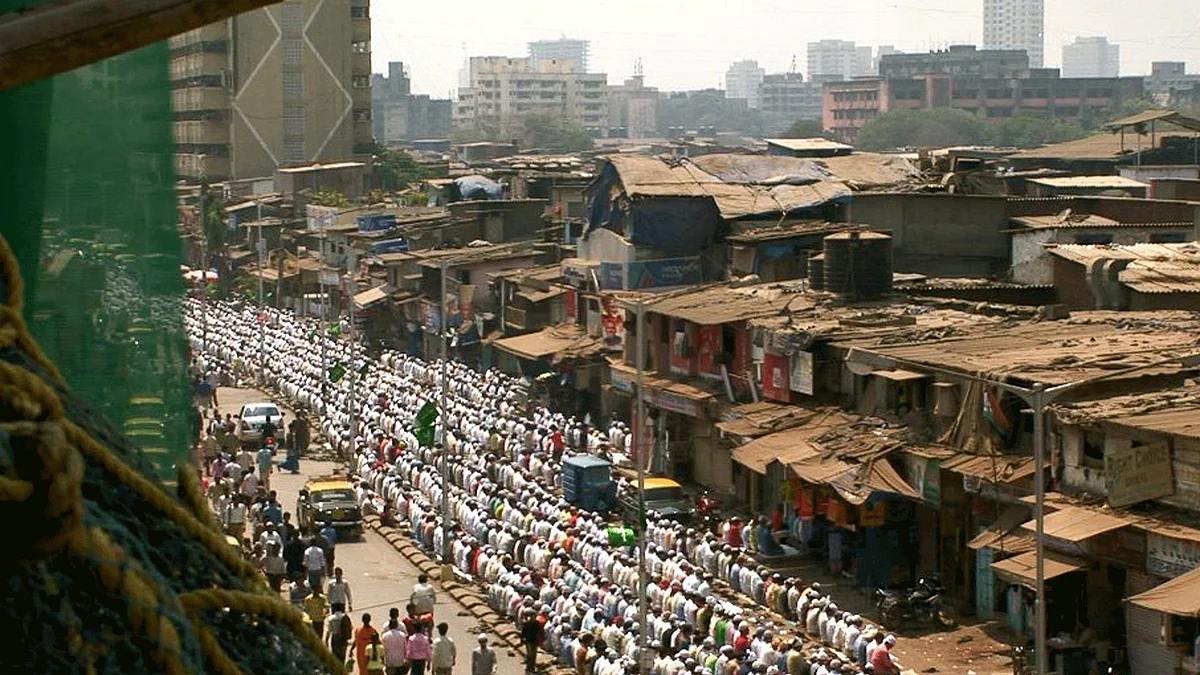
[{"x1": 0, "y1": 0, "x2": 278, "y2": 91}]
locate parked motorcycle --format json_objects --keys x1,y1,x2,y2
[{"x1": 875, "y1": 576, "x2": 959, "y2": 629}]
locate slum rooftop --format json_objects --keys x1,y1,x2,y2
[
  {"x1": 1046, "y1": 243, "x2": 1200, "y2": 294},
  {"x1": 1009, "y1": 213, "x2": 1194, "y2": 231},
  {"x1": 1052, "y1": 382, "x2": 1200, "y2": 440}
]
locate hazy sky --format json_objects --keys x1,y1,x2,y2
[{"x1": 371, "y1": 0, "x2": 1200, "y2": 97}]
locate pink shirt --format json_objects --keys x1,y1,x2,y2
[{"x1": 407, "y1": 633, "x2": 432, "y2": 661}]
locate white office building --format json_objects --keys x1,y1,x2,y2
[
  {"x1": 1062, "y1": 36, "x2": 1120, "y2": 78},
  {"x1": 982, "y1": 0, "x2": 1045, "y2": 68},
  {"x1": 725, "y1": 60, "x2": 766, "y2": 109}
]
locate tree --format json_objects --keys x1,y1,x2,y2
[
  {"x1": 370, "y1": 142, "x2": 427, "y2": 192},
  {"x1": 780, "y1": 119, "x2": 825, "y2": 138},
  {"x1": 855, "y1": 108, "x2": 990, "y2": 151},
  {"x1": 989, "y1": 112, "x2": 1087, "y2": 148},
  {"x1": 309, "y1": 188, "x2": 351, "y2": 207},
  {"x1": 521, "y1": 114, "x2": 593, "y2": 152}
]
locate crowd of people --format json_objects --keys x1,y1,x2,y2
[{"x1": 186, "y1": 299, "x2": 906, "y2": 675}]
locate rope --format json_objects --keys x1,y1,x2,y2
[{"x1": 0, "y1": 233, "x2": 338, "y2": 674}]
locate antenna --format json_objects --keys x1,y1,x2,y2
[
  {"x1": 790, "y1": 54, "x2": 797, "y2": 73},
  {"x1": 634, "y1": 57, "x2": 644, "y2": 77}
]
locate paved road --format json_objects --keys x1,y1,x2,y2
[{"x1": 213, "y1": 386, "x2": 526, "y2": 674}]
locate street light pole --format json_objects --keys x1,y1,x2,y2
[
  {"x1": 256, "y1": 231, "x2": 266, "y2": 386},
  {"x1": 348, "y1": 274, "x2": 359, "y2": 463},
  {"x1": 439, "y1": 260, "x2": 452, "y2": 568},
  {"x1": 634, "y1": 299, "x2": 649, "y2": 669}
]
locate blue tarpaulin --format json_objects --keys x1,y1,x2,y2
[{"x1": 454, "y1": 175, "x2": 504, "y2": 200}]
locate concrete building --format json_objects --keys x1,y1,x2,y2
[
  {"x1": 757, "y1": 72, "x2": 826, "y2": 121},
  {"x1": 879, "y1": 45, "x2": 1029, "y2": 80},
  {"x1": 527, "y1": 38, "x2": 590, "y2": 72},
  {"x1": 607, "y1": 75, "x2": 659, "y2": 138},
  {"x1": 982, "y1": 0, "x2": 1044, "y2": 67},
  {"x1": 1147, "y1": 62, "x2": 1200, "y2": 107},
  {"x1": 1062, "y1": 37, "x2": 1120, "y2": 78},
  {"x1": 454, "y1": 56, "x2": 608, "y2": 139},
  {"x1": 807, "y1": 40, "x2": 872, "y2": 80},
  {"x1": 170, "y1": 0, "x2": 373, "y2": 182},
  {"x1": 725, "y1": 60, "x2": 766, "y2": 109},
  {"x1": 372, "y1": 61, "x2": 452, "y2": 143}
]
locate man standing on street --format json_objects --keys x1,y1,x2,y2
[
  {"x1": 256, "y1": 442, "x2": 274, "y2": 491},
  {"x1": 326, "y1": 602, "x2": 353, "y2": 668},
  {"x1": 432, "y1": 622, "x2": 456, "y2": 675},
  {"x1": 520, "y1": 609, "x2": 544, "y2": 674},
  {"x1": 304, "y1": 585, "x2": 328, "y2": 639},
  {"x1": 410, "y1": 574, "x2": 437, "y2": 616},
  {"x1": 327, "y1": 566, "x2": 353, "y2": 613},
  {"x1": 472, "y1": 634, "x2": 496, "y2": 675},
  {"x1": 303, "y1": 539, "x2": 326, "y2": 592}
]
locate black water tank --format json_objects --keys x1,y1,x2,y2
[
  {"x1": 808, "y1": 253, "x2": 825, "y2": 291},
  {"x1": 823, "y1": 230, "x2": 893, "y2": 299}
]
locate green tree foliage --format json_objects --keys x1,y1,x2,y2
[
  {"x1": 198, "y1": 180, "x2": 226, "y2": 252},
  {"x1": 989, "y1": 112, "x2": 1087, "y2": 147},
  {"x1": 656, "y1": 89, "x2": 769, "y2": 137},
  {"x1": 856, "y1": 108, "x2": 991, "y2": 150},
  {"x1": 370, "y1": 142, "x2": 428, "y2": 192},
  {"x1": 521, "y1": 114, "x2": 593, "y2": 152},
  {"x1": 309, "y1": 188, "x2": 352, "y2": 207},
  {"x1": 781, "y1": 119, "x2": 825, "y2": 138}
]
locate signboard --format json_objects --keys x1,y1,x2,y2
[
  {"x1": 357, "y1": 213, "x2": 397, "y2": 232},
  {"x1": 371, "y1": 238, "x2": 409, "y2": 255},
  {"x1": 789, "y1": 351, "x2": 814, "y2": 395},
  {"x1": 696, "y1": 325, "x2": 722, "y2": 377},
  {"x1": 306, "y1": 205, "x2": 339, "y2": 231},
  {"x1": 762, "y1": 352, "x2": 790, "y2": 402},
  {"x1": 650, "y1": 389, "x2": 702, "y2": 418},
  {"x1": 906, "y1": 456, "x2": 941, "y2": 507},
  {"x1": 598, "y1": 257, "x2": 703, "y2": 290},
  {"x1": 1147, "y1": 532, "x2": 1200, "y2": 578},
  {"x1": 1105, "y1": 441, "x2": 1173, "y2": 507},
  {"x1": 600, "y1": 295, "x2": 625, "y2": 353},
  {"x1": 610, "y1": 369, "x2": 634, "y2": 394},
  {"x1": 564, "y1": 288, "x2": 577, "y2": 324},
  {"x1": 420, "y1": 301, "x2": 441, "y2": 332}
]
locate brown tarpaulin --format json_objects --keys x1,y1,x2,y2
[{"x1": 1129, "y1": 566, "x2": 1200, "y2": 617}]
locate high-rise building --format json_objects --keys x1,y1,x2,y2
[
  {"x1": 757, "y1": 72, "x2": 826, "y2": 121},
  {"x1": 982, "y1": 0, "x2": 1045, "y2": 68},
  {"x1": 1062, "y1": 37, "x2": 1120, "y2": 78},
  {"x1": 725, "y1": 60, "x2": 766, "y2": 108},
  {"x1": 807, "y1": 40, "x2": 872, "y2": 80},
  {"x1": 170, "y1": 0, "x2": 372, "y2": 182},
  {"x1": 454, "y1": 57, "x2": 608, "y2": 139},
  {"x1": 372, "y1": 62, "x2": 453, "y2": 143},
  {"x1": 528, "y1": 39, "x2": 590, "y2": 72},
  {"x1": 608, "y1": 75, "x2": 659, "y2": 138}
]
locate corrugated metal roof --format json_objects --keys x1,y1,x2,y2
[
  {"x1": 352, "y1": 285, "x2": 392, "y2": 309},
  {"x1": 1011, "y1": 214, "x2": 1190, "y2": 230},
  {"x1": 730, "y1": 409, "x2": 854, "y2": 473},
  {"x1": 1027, "y1": 176, "x2": 1149, "y2": 189},
  {"x1": 1046, "y1": 243, "x2": 1200, "y2": 294},
  {"x1": 640, "y1": 283, "x2": 803, "y2": 326},
  {"x1": 764, "y1": 138, "x2": 854, "y2": 152},
  {"x1": 942, "y1": 453, "x2": 1036, "y2": 484},
  {"x1": 1103, "y1": 109, "x2": 1200, "y2": 134},
  {"x1": 492, "y1": 325, "x2": 602, "y2": 362},
  {"x1": 715, "y1": 402, "x2": 815, "y2": 439},
  {"x1": 1009, "y1": 132, "x2": 1158, "y2": 160}
]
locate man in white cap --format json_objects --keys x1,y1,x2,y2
[
  {"x1": 870, "y1": 634, "x2": 900, "y2": 674},
  {"x1": 472, "y1": 633, "x2": 496, "y2": 675}
]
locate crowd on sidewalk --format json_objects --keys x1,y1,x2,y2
[{"x1": 186, "y1": 298, "x2": 907, "y2": 675}]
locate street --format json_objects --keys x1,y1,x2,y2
[{"x1": 214, "y1": 386, "x2": 525, "y2": 674}]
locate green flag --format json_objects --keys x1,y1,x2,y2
[
  {"x1": 414, "y1": 426, "x2": 435, "y2": 449},
  {"x1": 606, "y1": 526, "x2": 637, "y2": 548},
  {"x1": 358, "y1": 362, "x2": 370, "y2": 376},
  {"x1": 415, "y1": 401, "x2": 438, "y2": 427},
  {"x1": 307, "y1": 330, "x2": 316, "y2": 340},
  {"x1": 328, "y1": 324, "x2": 342, "y2": 337},
  {"x1": 328, "y1": 363, "x2": 346, "y2": 383}
]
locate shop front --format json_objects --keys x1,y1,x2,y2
[{"x1": 1125, "y1": 531, "x2": 1200, "y2": 675}]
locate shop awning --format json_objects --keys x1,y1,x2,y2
[
  {"x1": 827, "y1": 459, "x2": 921, "y2": 505},
  {"x1": 968, "y1": 505, "x2": 1036, "y2": 555},
  {"x1": 729, "y1": 409, "x2": 855, "y2": 473},
  {"x1": 492, "y1": 326, "x2": 602, "y2": 362},
  {"x1": 943, "y1": 453, "x2": 1036, "y2": 484},
  {"x1": 353, "y1": 285, "x2": 392, "y2": 309},
  {"x1": 516, "y1": 287, "x2": 567, "y2": 303},
  {"x1": 872, "y1": 369, "x2": 929, "y2": 382},
  {"x1": 992, "y1": 550, "x2": 1087, "y2": 589},
  {"x1": 716, "y1": 402, "x2": 814, "y2": 439},
  {"x1": 1020, "y1": 506, "x2": 1131, "y2": 542},
  {"x1": 1128, "y1": 566, "x2": 1200, "y2": 617}
]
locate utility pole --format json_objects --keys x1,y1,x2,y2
[
  {"x1": 319, "y1": 255, "x2": 328, "y2": 402},
  {"x1": 348, "y1": 272, "x2": 359, "y2": 462},
  {"x1": 439, "y1": 260, "x2": 452, "y2": 570},
  {"x1": 634, "y1": 299, "x2": 650, "y2": 673},
  {"x1": 199, "y1": 187, "x2": 209, "y2": 354},
  {"x1": 255, "y1": 224, "x2": 266, "y2": 386}
]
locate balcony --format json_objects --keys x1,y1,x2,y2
[{"x1": 172, "y1": 87, "x2": 229, "y2": 113}]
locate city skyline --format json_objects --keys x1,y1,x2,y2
[{"x1": 372, "y1": 0, "x2": 1200, "y2": 97}]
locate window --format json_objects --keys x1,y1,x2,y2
[
  {"x1": 1074, "y1": 233, "x2": 1113, "y2": 245},
  {"x1": 353, "y1": 108, "x2": 371, "y2": 122},
  {"x1": 351, "y1": 41, "x2": 370, "y2": 55},
  {"x1": 457, "y1": 269, "x2": 470, "y2": 285},
  {"x1": 350, "y1": 5, "x2": 368, "y2": 18},
  {"x1": 1150, "y1": 232, "x2": 1188, "y2": 243},
  {"x1": 352, "y1": 75, "x2": 370, "y2": 88},
  {"x1": 283, "y1": 73, "x2": 302, "y2": 99}
]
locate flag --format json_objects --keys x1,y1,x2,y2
[
  {"x1": 358, "y1": 363, "x2": 370, "y2": 376},
  {"x1": 307, "y1": 330, "x2": 316, "y2": 340},
  {"x1": 328, "y1": 363, "x2": 346, "y2": 383},
  {"x1": 329, "y1": 324, "x2": 342, "y2": 337},
  {"x1": 414, "y1": 426, "x2": 435, "y2": 449},
  {"x1": 415, "y1": 401, "x2": 438, "y2": 448}
]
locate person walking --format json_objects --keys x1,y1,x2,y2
[
  {"x1": 304, "y1": 585, "x2": 329, "y2": 639},
  {"x1": 406, "y1": 624, "x2": 432, "y2": 675},
  {"x1": 520, "y1": 609, "x2": 544, "y2": 674},
  {"x1": 326, "y1": 602, "x2": 353, "y2": 668},
  {"x1": 431, "y1": 622, "x2": 456, "y2": 675},
  {"x1": 354, "y1": 613, "x2": 380, "y2": 675},
  {"x1": 327, "y1": 566, "x2": 353, "y2": 612},
  {"x1": 256, "y1": 442, "x2": 274, "y2": 491},
  {"x1": 303, "y1": 539, "x2": 326, "y2": 592},
  {"x1": 410, "y1": 574, "x2": 437, "y2": 616},
  {"x1": 365, "y1": 634, "x2": 386, "y2": 675},
  {"x1": 471, "y1": 634, "x2": 497, "y2": 675},
  {"x1": 381, "y1": 619, "x2": 409, "y2": 675}
]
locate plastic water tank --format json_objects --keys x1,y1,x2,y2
[
  {"x1": 808, "y1": 253, "x2": 825, "y2": 291},
  {"x1": 823, "y1": 230, "x2": 893, "y2": 299}
]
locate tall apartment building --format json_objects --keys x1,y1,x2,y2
[
  {"x1": 725, "y1": 60, "x2": 766, "y2": 109},
  {"x1": 608, "y1": 75, "x2": 659, "y2": 138},
  {"x1": 170, "y1": 1, "x2": 372, "y2": 182},
  {"x1": 757, "y1": 72, "x2": 827, "y2": 120},
  {"x1": 982, "y1": 0, "x2": 1044, "y2": 68},
  {"x1": 807, "y1": 40, "x2": 873, "y2": 80},
  {"x1": 1062, "y1": 37, "x2": 1120, "y2": 78},
  {"x1": 372, "y1": 61, "x2": 452, "y2": 143},
  {"x1": 528, "y1": 39, "x2": 590, "y2": 72},
  {"x1": 454, "y1": 57, "x2": 608, "y2": 139}
]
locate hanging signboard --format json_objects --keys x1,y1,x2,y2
[
  {"x1": 1147, "y1": 532, "x2": 1200, "y2": 578},
  {"x1": 1105, "y1": 441, "x2": 1173, "y2": 507}
]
